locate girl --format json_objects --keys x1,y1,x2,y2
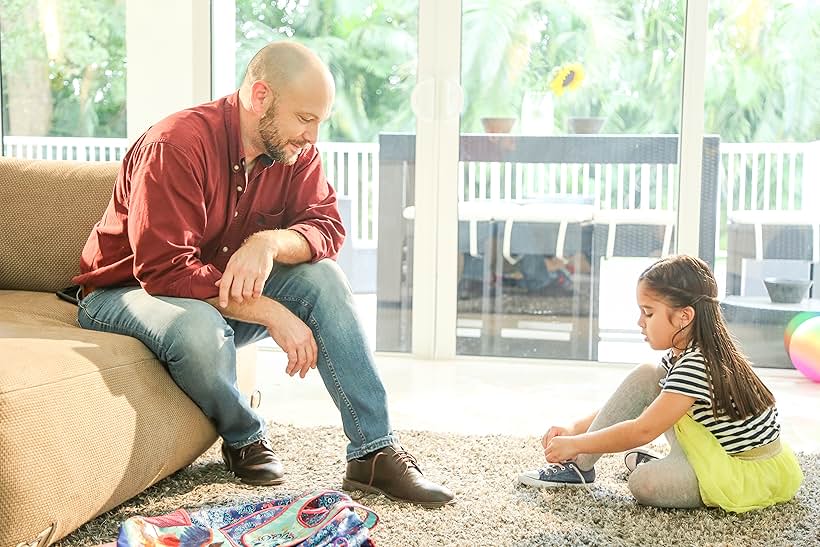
[{"x1": 518, "y1": 255, "x2": 803, "y2": 512}]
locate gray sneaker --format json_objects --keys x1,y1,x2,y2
[
  {"x1": 624, "y1": 448, "x2": 660, "y2": 472},
  {"x1": 518, "y1": 462, "x2": 595, "y2": 488}
]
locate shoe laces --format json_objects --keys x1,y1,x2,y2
[
  {"x1": 239, "y1": 439, "x2": 273, "y2": 460},
  {"x1": 391, "y1": 446, "x2": 420, "y2": 472},
  {"x1": 541, "y1": 462, "x2": 594, "y2": 499},
  {"x1": 359, "y1": 446, "x2": 421, "y2": 495}
]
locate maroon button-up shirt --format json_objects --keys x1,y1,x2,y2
[{"x1": 73, "y1": 92, "x2": 345, "y2": 300}]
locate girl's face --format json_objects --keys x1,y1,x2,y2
[{"x1": 636, "y1": 281, "x2": 692, "y2": 354}]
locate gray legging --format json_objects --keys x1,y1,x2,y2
[{"x1": 575, "y1": 363, "x2": 704, "y2": 509}]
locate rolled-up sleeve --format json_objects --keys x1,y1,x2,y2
[
  {"x1": 286, "y1": 147, "x2": 346, "y2": 261},
  {"x1": 127, "y1": 142, "x2": 222, "y2": 299}
]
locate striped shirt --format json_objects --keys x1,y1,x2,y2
[{"x1": 659, "y1": 345, "x2": 781, "y2": 454}]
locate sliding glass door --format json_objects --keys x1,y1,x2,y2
[
  {"x1": 209, "y1": 1, "x2": 762, "y2": 365},
  {"x1": 452, "y1": 1, "x2": 692, "y2": 363},
  {"x1": 212, "y1": 0, "x2": 420, "y2": 353}
]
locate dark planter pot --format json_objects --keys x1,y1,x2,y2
[
  {"x1": 567, "y1": 116, "x2": 606, "y2": 134},
  {"x1": 764, "y1": 277, "x2": 812, "y2": 304},
  {"x1": 481, "y1": 117, "x2": 517, "y2": 133}
]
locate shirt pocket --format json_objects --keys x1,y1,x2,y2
[{"x1": 255, "y1": 209, "x2": 288, "y2": 229}]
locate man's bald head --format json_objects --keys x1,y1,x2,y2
[
  {"x1": 238, "y1": 41, "x2": 335, "y2": 165},
  {"x1": 241, "y1": 41, "x2": 334, "y2": 94}
]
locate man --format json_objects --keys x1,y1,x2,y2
[{"x1": 73, "y1": 41, "x2": 454, "y2": 508}]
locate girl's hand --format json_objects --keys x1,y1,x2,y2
[
  {"x1": 541, "y1": 426, "x2": 571, "y2": 449},
  {"x1": 545, "y1": 435, "x2": 580, "y2": 463}
]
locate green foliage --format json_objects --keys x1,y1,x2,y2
[
  {"x1": 235, "y1": 0, "x2": 418, "y2": 142},
  {"x1": 0, "y1": 0, "x2": 816, "y2": 142},
  {"x1": 0, "y1": 0, "x2": 126, "y2": 137},
  {"x1": 703, "y1": 0, "x2": 820, "y2": 142}
]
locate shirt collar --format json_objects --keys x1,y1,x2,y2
[
  {"x1": 664, "y1": 340, "x2": 700, "y2": 366},
  {"x1": 223, "y1": 91, "x2": 273, "y2": 174}
]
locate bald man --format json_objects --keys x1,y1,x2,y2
[{"x1": 72, "y1": 42, "x2": 454, "y2": 507}]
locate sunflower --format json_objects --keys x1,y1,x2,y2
[{"x1": 548, "y1": 63, "x2": 585, "y2": 97}]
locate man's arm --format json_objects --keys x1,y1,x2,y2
[
  {"x1": 207, "y1": 294, "x2": 318, "y2": 378},
  {"x1": 249, "y1": 229, "x2": 312, "y2": 265},
  {"x1": 127, "y1": 142, "x2": 222, "y2": 299},
  {"x1": 217, "y1": 147, "x2": 342, "y2": 307},
  {"x1": 215, "y1": 229, "x2": 311, "y2": 309},
  {"x1": 283, "y1": 146, "x2": 346, "y2": 261}
]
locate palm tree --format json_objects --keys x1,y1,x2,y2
[
  {"x1": 235, "y1": 0, "x2": 417, "y2": 142},
  {"x1": 460, "y1": 0, "x2": 629, "y2": 133},
  {"x1": 232, "y1": 0, "x2": 818, "y2": 142}
]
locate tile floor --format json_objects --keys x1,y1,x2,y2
[{"x1": 255, "y1": 349, "x2": 820, "y2": 454}]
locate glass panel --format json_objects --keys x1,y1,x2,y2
[
  {"x1": 219, "y1": 1, "x2": 419, "y2": 352},
  {"x1": 708, "y1": 0, "x2": 820, "y2": 369},
  {"x1": 455, "y1": 1, "x2": 691, "y2": 363},
  {"x1": 0, "y1": 0, "x2": 127, "y2": 160}
]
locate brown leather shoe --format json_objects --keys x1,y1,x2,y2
[
  {"x1": 221, "y1": 439, "x2": 284, "y2": 486},
  {"x1": 342, "y1": 445, "x2": 455, "y2": 508}
]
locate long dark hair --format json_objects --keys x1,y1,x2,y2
[{"x1": 639, "y1": 255, "x2": 775, "y2": 420}]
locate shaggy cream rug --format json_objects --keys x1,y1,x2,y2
[{"x1": 57, "y1": 424, "x2": 819, "y2": 546}]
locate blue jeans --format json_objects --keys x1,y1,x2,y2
[{"x1": 77, "y1": 259, "x2": 397, "y2": 460}]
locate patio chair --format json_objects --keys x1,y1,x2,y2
[{"x1": 726, "y1": 210, "x2": 818, "y2": 296}]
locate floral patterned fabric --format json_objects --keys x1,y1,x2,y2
[{"x1": 116, "y1": 489, "x2": 378, "y2": 547}]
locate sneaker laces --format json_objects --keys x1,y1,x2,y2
[{"x1": 541, "y1": 462, "x2": 594, "y2": 499}]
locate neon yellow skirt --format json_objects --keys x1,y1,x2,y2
[{"x1": 674, "y1": 414, "x2": 803, "y2": 513}]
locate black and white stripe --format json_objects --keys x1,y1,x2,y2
[{"x1": 659, "y1": 346, "x2": 781, "y2": 454}]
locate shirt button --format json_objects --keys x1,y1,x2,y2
[
  {"x1": 232, "y1": 164, "x2": 240, "y2": 172},
  {"x1": 237, "y1": 186, "x2": 243, "y2": 192},
  {"x1": 234, "y1": 211, "x2": 238, "y2": 217},
  {"x1": 222, "y1": 246, "x2": 229, "y2": 252}
]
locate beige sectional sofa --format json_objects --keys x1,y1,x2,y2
[{"x1": 0, "y1": 158, "x2": 256, "y2": 546}]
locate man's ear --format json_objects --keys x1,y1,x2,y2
[{"x1": 250, "y1": 81, "x2": 269, "y2": 113}]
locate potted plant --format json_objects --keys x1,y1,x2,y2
[
  {"x1": 480, "y1": 115, "x2": 518, "y2": 133},
  {"x1": 552, "y1": 64, "x2": 607, "y2": 134},
  {"x1": 478, "y1": 84, "x2": 520, "y2": 133},
  {"x1": 520, "y1": 61, "x2": 588, "y2": 135}
]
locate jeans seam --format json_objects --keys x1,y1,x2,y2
[
  {"x1": 276, "y1": 294, "x2": 368, "y2": 446},
  {"x1": 308, "y1": 312, "x2": 367, "y2": 446}
]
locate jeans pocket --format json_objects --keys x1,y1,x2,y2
[{"x1": 77, "y1": 288, "x2": 111, "y2": 330}]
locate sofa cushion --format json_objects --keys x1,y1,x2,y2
[
  {"x1": 0, "y1": 158, "x2": 119, "y2": 292},
  {"x1": 0, "y1": 290, "x2": 219, "y2": 545}
]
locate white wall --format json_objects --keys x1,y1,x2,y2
[{"x1": 126, "y1": 0, "x2": 211, "y2": 143}]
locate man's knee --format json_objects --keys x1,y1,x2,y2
[
  {"x1": 287, "y1": 259, "x2": 352, "y2": 301},
  {"x1": 163, "y1": 301, "x2": 235, "y2": 363},
  {"x1": 305, "y1": 259, "x2": 349, "y2": 287}
]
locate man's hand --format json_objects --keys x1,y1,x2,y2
[
  {"x1": 266, "y1": 306, "x2": 318, "y2": 378},
  {"x1": 217, "y1": 234, "x2": 277, "y2": 307}
]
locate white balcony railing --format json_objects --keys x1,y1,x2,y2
[
  {"x1": 1, "y1": 136, "x2": 378, "y2": 248},
  {"x1": 719, "y1": 141, "x2": 818, "y2": 215},
  {"x1": 2, "y1": 136, "x2": 128, "y2": 162},
  {"x1": 4, "y1": 135, "x2": 817, "y2": 254}
]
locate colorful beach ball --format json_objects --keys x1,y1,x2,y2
[
  {"x1": 784, "y1": 312, "x2": 816, "y2": 352},
  {"x1": 787, "y1": 315, "x2": 820, "y2": 383}
]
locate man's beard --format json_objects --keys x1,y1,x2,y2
[{"x1": 258, "y1": 100, "x2": 297, "y2": 165}]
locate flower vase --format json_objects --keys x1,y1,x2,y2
[{"x1": 520, "y1": 91, "x2": 554, "y2": 136}]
